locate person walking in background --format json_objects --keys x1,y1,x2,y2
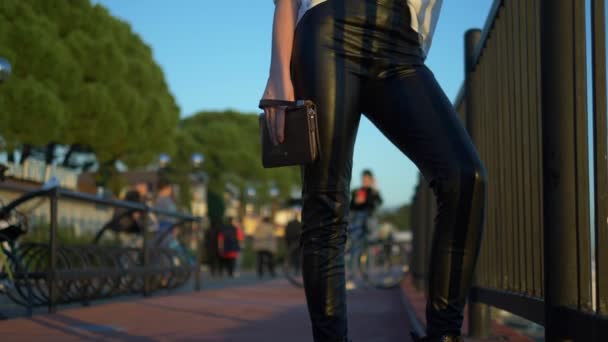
[
  {"x1": 228, "y1": 216, "x2": 246, "y2": 277},
  {"x1": 284, "y1": 209, "x2": 302, "y2": 275},
  {"x1": 253, "y1": 215, "x2": 277, "y2": 278},
  {"x1": 350, "y1": 169, "x2": 383, "y2": 219},
  {"x1": 134, "y1": 181, "x2": 153, "y2": 205},
  {"x1": 261, "y1": 1, "x2": 487, "y2": 341},
  {"x1": 153, "y1": 175, "x2": 177, "y2": 247},
  {"x1": 204, "y1": 220, "x2": 221, "y2": 277},
  {"x1": 346, "y1": 169, "x2": 383, "y2": 290},
  {"x1": 218, "y1": 217, "x2": 243, "y2": 278}
]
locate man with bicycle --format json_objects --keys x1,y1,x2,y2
[{"x1": 346, "y1": 169, "x2": 383, "y2": 289}]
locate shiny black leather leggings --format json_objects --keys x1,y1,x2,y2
[{"x1": 291, "y1": 1, "x2": 487, "y2": 341}]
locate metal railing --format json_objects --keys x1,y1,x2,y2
[
  {"x1": 410, "y1": 0, "x2": 608, "y2": 340},
  {"x1": 0, "y1": 182, "x2": 203, "y2": 314}
]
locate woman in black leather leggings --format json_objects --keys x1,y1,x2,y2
[{"x1": 261, "y1": 1, "x2": 487, "y2": 341}]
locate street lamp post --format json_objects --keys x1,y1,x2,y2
[
  {"x1": 0, "y1": 57, "x2": 11, "y2": 83},
  {"x1": 189, "y1": 152, "x2": 205, "y2": 292}
]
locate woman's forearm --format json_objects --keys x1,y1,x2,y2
[{"x1": 269, "y1": 0, "x2": 298, "y2": 80}]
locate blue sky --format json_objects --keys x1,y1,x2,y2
[{"x1": 95, "y1": 0, "x2": 495, "y2": 208}]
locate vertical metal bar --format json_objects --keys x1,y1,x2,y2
[
  {"x1": 504, "y1": 1, "x2": 515, "y2": 293},
  {"x1": 464, "y1": 28, "x2": 491, "y2": 339},
  {"x1": 48, "y1": 187, "x2": 58, "y2": 314},
  {"x1": 496, "y1": 13, "x2": 507, "y2": 291},
  {"x1": 469, "y1": 302, "x2": 492, "y2": 338},
  {"x1": 519, "y1": 0, "x2": 530, "y2": 296},
  {"x1": 480, "y1": 63, "x2": 490, "y2": 288},
  {"x1": 463, "y1": 30, "x2": 481, "y2": 293},
  {"x1": 573, "y1": 0, "x2": 592, "y2": 313},
  {"x1": 418, "y1": 182, "x2": 427, "y2": 291},
  {"x1": 511, "y1": 0, "x2": 525, "y2": 294},
  {"x1": 530, "y1": 0, "x2": 544, "y2": 299},
  {"x1": 411, "y1": 188, "x2": 419, "y2": 288},
  {"x1": 411, "y1": 188, "x2": 418, "y2": 286},
  {"x1": 426, "y1": 183, "x2": 435, "y2": 289},
  {"x1": 415, "y1": 180, "x2": 427, "y2": 291},
  {"x1": 591, "y1": 0, "x2": 608, "y2": 315},
  {"x1": 422, "y1": 181, "x2": 430, "y2": 292},
  {"x1": 413, "y1": 183, "x2": 425, "y2": 290},
  {"x1": 465, "y1": 29, "x2": 482, "y2": 136},
  {"x1": 540, "y1": 0, "x2": 590, "y2": 339},
  {"x1": 519, "y1": 0, "x2": 534, "y2": 297},
  {"x1": 488, "y1": 31, "x2": 499, "y2": 291},
  {"x1": 478, "y1": 55, "x2": 486, "y2": 288}
]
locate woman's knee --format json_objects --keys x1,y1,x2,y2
[
  {"x1": 432, "y1": 159, "x2": 487, "y2": 199},
  {"x1": 300, "y1": 189, "x2": 350, "y2": 246}
]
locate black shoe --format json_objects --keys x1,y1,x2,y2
[{"x1": 410, "y1": 332, "x2": 463, "y2": 342}]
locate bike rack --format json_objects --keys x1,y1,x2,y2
[{"x1": 0, "y1": 183, "x2": 202, "y2": 314}]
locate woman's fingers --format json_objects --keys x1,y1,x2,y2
[
  {"x1": 276, "y1": 106, "x2": 286, "y2": 143},
  {"x1": 265, "y1": 107, "x2": 277, "y2": 145},
  {"x1": 264, "y1": 105, "x2": 287, "y2": 145}
]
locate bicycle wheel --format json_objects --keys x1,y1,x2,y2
[
  {"x1": 283, "y1": 244, "x2": 303, "y2": 288},
  {"x1": 359, "y1": 241, "x2": 408, "y2": 289}
]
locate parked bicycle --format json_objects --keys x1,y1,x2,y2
[
  {"x1": 0, "y1": 166, "x2": 198, "y2": 314},
  {"x1": 283, "y1": 211, "x2": 408, "y2": 289}
]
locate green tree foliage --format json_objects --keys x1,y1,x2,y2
[
  {"x1": 378, "y1": 204, "x2": 411, "y2": 231},
  {"x1": 0, "y1": 0, "x2": 179, "y2": 166},
  {"x1": 174, "y1": 111, "x2": 301, "y2": 208}
]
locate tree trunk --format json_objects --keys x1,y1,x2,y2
[
  {"x1": 45, "y1": 143, "x2": 56, "y2": 165},
  {"x1": 19, "y1": 144, "x2": 32, "y2": 164}
]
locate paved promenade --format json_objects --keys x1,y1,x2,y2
[{"x1": 0, "y1": 279, "x2": 411, "y2": 341}]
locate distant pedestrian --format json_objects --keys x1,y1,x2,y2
[
  {"x1": 284, "y1": 211, "x2": 302, "y2": 274},
  {"x1": 204, "y1": 220, "x2": 221, "y2": 277},
  {"x1": 253, "y1": 215, "x2": 277, "y2": 278},
  {"x1": 218, "y1": 217, "x2": 242, "y2": 278},
  {"x1": 228, "y1": 217, "x2": 246, "y2": 277},
  {"x1": 154, "y1": 175, "x2": 177, "y2": 247}
]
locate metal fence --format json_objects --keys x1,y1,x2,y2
[
  {"x1": 0, "y1": 182, "x2": 202, "y2": 314},
  {"x1": 410, "y1": 0, "x2": 608, "y2": 340}
]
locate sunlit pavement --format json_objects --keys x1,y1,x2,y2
[{"x1": 0, "y1": 276, "x2": 412, "y2": 341}]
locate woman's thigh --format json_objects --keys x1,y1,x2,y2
[
  {"x1": 363, "y1": 65, "x2": 483, "y2": 180},
  {"x1": 291, "y1": 4, "x2": 363, "y2": 193}
]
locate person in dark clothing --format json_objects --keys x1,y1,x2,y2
[
  {"x1": 350, "y1": 169, "x2": 383, "y2": 216},
  {"x1": 284, "y1": 211, "x2": 302, "y2": 274},
  {"x1": 204, "y1": 220, "x2": 221, "y2": 277},
  {"x1": 218, "y1": 218, "x2": 241, "y2": 278},
  {"x1": 347, "y1": 169, "x2": 383, "y2": 289},
  {"x1": 111, "y1": 190, "x2": 145, "y2": 234}
]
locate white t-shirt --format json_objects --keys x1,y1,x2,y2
[{"x1": 274, "y1": 0, "x2": 443, "y2": 57}]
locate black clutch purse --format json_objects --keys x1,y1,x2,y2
[{"x1": 258, "y1": 99, "x2": 320, "y2": 168}]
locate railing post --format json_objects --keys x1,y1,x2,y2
[
  {"x1": 48, "y1": 187, "x2": 59, "y2": 313},
  {"x1": 464, "y1": 28, "x2": 491, "y2": 339},
  {"x1": 464, "y1": 29, "x2": 482, "y2": 135},
  {"x1": 469, "y1": 302, "x2": 491, "y2": 338},
  {"x1": 416, "y1": 180, "x2": 429, "y2": 291},
  {"x1": 411, "y1": 182, "x2": 425, "y2": 290},
  {"x1": 592, "y1": 0, "x2": 608, "y2": 316},
  {"x1": 540, "y1": 0, "x2": 590, "y2": 340}
]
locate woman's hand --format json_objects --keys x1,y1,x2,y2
[{"x1": 261, "y1": 74, "x2": 295, "y2": 145}]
